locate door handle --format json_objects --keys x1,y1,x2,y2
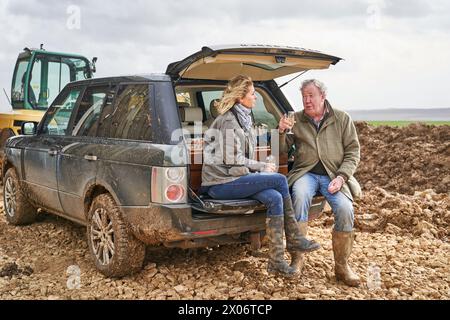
[
  {"x1": 48, "y1": 149, "x2": 58, "y2": 156},
  {"x1": 84, "y1": 154, "x2": 98, "y2": 161}
]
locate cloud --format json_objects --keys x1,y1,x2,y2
[{"x1": 0, "y1": 0, "x2": 449, "y2": 112}]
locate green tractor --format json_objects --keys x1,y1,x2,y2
[{"x1": 0, "y1": 44, "x2": 97, "y2": 173}]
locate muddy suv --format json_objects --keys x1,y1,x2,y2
[{"x1": 2, "y1": 45, "x2": 341, "y2": 277}]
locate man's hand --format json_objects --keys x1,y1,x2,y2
[
  {"x1": 328, "y1": 176, "x2": 345, "y2": 194},
  {"x1": 262, "y1": 163, "x2": 277, "y2": 173},
  {"x1": 278, "y1": 116, "x2": 295, "y2": 133}
]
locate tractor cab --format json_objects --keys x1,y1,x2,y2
[
  {"x1": 0, "y1": 45, "x2": 97, "y2": 138},
  {"x1": 0, "y1": 46, "x2": 97, "y2": 174},
  {"x1": 11, "y1": 46, "x2": 96, "y2": 111}
]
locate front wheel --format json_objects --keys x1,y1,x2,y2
[
  {"x1": 3, "y1": 168, "x2": 36, "y2": 225},
  {"x1": 86, "y1": 193, "x2": 145, "y2": 277}
]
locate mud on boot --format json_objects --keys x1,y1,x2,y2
[
  {"x1": 283, "y1": 197, "x2": 321, "y2": 253},
  {"x1": 267, "y1": 260, "x2": 297, "y2": 277},
  {"x1": 266, "y1": 215, "x2": 298, "y2": 277},
  {"x1": 288, "y1": 221, "x2": 309, "y2": 272},
  {"x1": 332, "y1": 230, "x2": 361, "y2": 287}
]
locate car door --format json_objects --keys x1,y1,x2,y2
[
  {"x1": 57, "y1": 84, "x2": 116, "y2": 222},
  {"x1": 22, "y1": 86, "x2": 83, "y2": 213}
]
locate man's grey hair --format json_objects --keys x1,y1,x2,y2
[{"x1": 300, "y1": 79, "x2": 327, "y2": 96}]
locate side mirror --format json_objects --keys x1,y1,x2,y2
[{"x1": 21, "y1": 122, "x2": 38, "y2": 135}]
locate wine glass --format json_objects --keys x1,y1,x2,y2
[
  {"x1": 286, "y1": 111, "x2": 295, "y2": 135},
  {"x1": 265, "y1": 155, "x2": 278, "y2": 172}
]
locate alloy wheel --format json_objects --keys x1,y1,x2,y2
[{"x1": 90, "y1": 208, "x2": 115, "y2": 266}]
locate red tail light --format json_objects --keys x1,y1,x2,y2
[
  {"x1": 165, "y1": 184, "x2": 185, "y2": 202},
  {"x1": 151, "y1": 167, "x2": 187, "y2": 204}
]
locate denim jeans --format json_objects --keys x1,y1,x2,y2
[
  {"x1": 207, "y1": 173, "x2": 290, "y2": 217},
  {"x1": 291, "y1": 173, "x2": 354, "y2": 232}
]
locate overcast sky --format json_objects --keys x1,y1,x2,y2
[{"x1": 1, "y1": 0, "x2": 449, "y2": 112}]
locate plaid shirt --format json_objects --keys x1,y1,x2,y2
[{"x1": 305, "y1": 106, "x2": 330, "y2": 132}]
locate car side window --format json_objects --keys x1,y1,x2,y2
[
  {"x1": 201, "y1": 89, "x2": 278, "y2": 129},
  {"x1": 72, "y1": 85, "x2": 115, "y2": 137},
  {"x1": 201, "y1": 90, "x2": 223, "y2": 120},
  {"x1": 40, "y1": 88, "x2": 81, "y2": 135},
  {"x1": 251, "y1": 91, "x2": 278, "y2": 130},
  {"x1": 97, "y1": 84, "x2": 152, "y2": 141}
]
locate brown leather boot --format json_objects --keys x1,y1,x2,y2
[
  {"x1": 332, "y1": 230, "x2": 361, "y2": 287},
  {"x1": 266, "y1": 216, "x2": 297, "y2": 277}
]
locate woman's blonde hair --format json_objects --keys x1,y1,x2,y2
[{"x1": 215, "y1": 75, "x2": 253, "y2": 115}]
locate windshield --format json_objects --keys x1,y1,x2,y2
[
  {"x1": 12, "y1": 54, "x2": 91, "y2": 111},
  {"x1": 11, "y1": 58, "x2": 31, "y2": 108}
]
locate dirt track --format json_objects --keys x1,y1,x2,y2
[{"x1": 0, "y1": 123, "x2": 449, "y2": 300}]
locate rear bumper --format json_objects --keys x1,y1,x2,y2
[
  {"x1": 121, "y1": 196, "x2": 326, "y2": 248},
  {"x1": 120, "y1": 204, "x2": 266, "y2": 247}
]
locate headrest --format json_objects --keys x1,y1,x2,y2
[
  {"x1": 209, "y1": 99, "x2": 220, "y2": 119},
  {"x1": 180, "y1": 107, "x2": 203, "y2": 122}
]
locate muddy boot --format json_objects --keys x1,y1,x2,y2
[
  {"x1": 288, "y1": 222, "x2": 308, "y2": 272},
  {"x1": 332, "y1": 230, "x2": 361, "y2": 287},
  {"x1": 266, "y1": 216, "x2": 297, "y2": 277},
  {"x1": 284, "y1": 197, "x2": 321, "y2": 254}
]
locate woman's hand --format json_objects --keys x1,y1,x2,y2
[{"x1": 262, "y1": 163, "x2": 277, "y2": 173}]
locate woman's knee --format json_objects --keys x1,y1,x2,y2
[
  {"x1": 267, "y1": 173, "x2": 286, "y2": 185},
  {"x1": 271, "y1": 173, "x2": 289, "y2": 196}
]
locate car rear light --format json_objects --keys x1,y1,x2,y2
[
  {"x1": 151, "y1": 167, "x2": 187, "y2": 204},
  {"x1": 166, "y1": 167, "x2": 185, "y2": 183},
  {"x1": 165, "y1": 184, "x2": 185, "y2": 202}
]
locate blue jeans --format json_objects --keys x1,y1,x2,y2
[
  {"x1": 207, "y1": 173, "x2": 290, "y2": 217},
  {"x1": 291, "y1": 173, "x2": 354, "y2": 232}
]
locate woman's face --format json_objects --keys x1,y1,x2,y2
[{"x1": 238, "y1": 84, "x2": 257, "y2": 109}]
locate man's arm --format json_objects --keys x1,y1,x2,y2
[
  {"x1": 336, "y1": 114, "x2": 360, "y2": 181},
  {"x1": 279, "y1": 130, "x2": 295, "y2": 154}
]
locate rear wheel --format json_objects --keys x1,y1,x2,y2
[
  {"x1": 86, "y1": 193, "x2": 145, "y2": 277},
  {"x1": 3, "y1": 168, "x2": 36, "y2": 225}
]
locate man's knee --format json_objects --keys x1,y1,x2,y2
[
  {"x1": 333, "y1": 199, "x2": 354, "y2": 231},
  {"x1": 292, "y1": 180, "x2": 315, "y2": 200}
]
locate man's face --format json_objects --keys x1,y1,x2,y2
[{"x1": 301, "y1": 84, "x2": 325, "y2": 118}]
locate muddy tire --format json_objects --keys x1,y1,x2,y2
[
  {"x1": 3, "y1": 168, "x2": 36, "y2": 225},
  {"x1": 86, "y1": 193, "x2": 145, "y2": 277}
]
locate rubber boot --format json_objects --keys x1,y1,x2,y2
[
  {"x1": 266, "y1": 215, "x2": 297, "y2": 277},
  {"x1": 289, "y1": 222, "x2": 308, "y2": 272},
  {"x1": 332, "y1": 230, "x2": 361, "y2": 287},
  {"x1": 284, "y1": 196, "x2": 321, "y2": 253}
]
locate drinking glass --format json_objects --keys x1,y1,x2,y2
[{"x1": 286, "y1": 111, "x2": 295, "y2": 135}]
